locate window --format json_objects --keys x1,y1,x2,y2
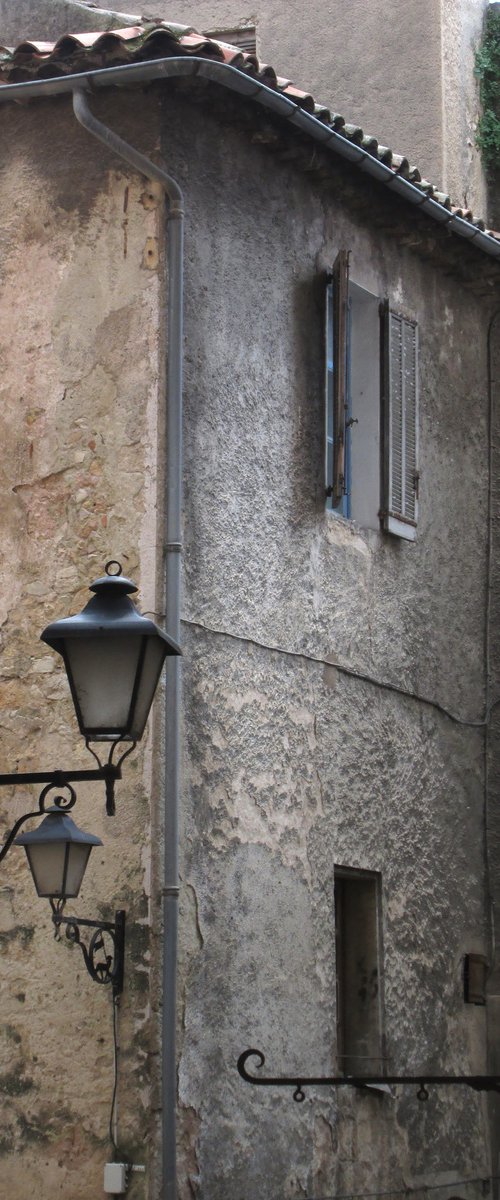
[
  {"x1": 325, "y1": 254, "x2": 419, "y2": 540},
  {"x1": 334, "y1": 867, "x2": 384, "y2": 1075},
  {"x1": 326, "y1": 250, "x2": 350, "y2": 519},
  {"x1": 381, "y1": 306, "x2": 419, "y2": 539},
  {"x1": 204, "y1": 25, "x2": 257, "y2": 54}
]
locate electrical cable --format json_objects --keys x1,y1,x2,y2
[
  {"x1": 181, "y1": 617, "x2": 500, "y2": 730},
  {"x1": 151, "y1": 310, "x2": 500, "y2": 1189},
  {"x1": 108, "y1": 993, "x2": 135, "y2": 1174},
  {"x1": 300, "y1": 1177, "x2": 496, "y2": 1200},
  {"x1": 109, "y1": 993, "x2": 120, "y2": 1155}
]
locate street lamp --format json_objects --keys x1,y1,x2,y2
[
  {"x1": 0, "y1": 560, "x2": 181, "y2": 992},
  {"x1": 15, "y1": 805, "x2": 102, "y2": 900},
  {"x1": 0, "y1": 560, "x2": 181, "y2": 820},
  {"x1": 13, "y1": 797, "x2": 125, "y2": 992},
  {"x1": 41, "y1": 560, "x2": 178, "y2": 744}
]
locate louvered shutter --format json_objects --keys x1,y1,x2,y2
[
  {"x1": 204, "y1": 25, "x2": 257, "y2": 52},
  {"x1": 381, "y1": 306, "x2": 419, "y2": 540},
  {"x1": 326, "y1": 251, "x2": 350, "y2": 508}
]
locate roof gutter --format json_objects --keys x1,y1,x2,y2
[
  {"x1": 71, "y1": 87, "x2": 183, "y2": 1200},
  {"x1": 1, "y1": 55, "x2": 499, "y2": 261}
]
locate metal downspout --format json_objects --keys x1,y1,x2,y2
[
  {"x1": 72, "y1": 88, "x2": 183, "y2": 1200},
  {"x1": 485, "y1": 307, "x2": 500, "y2": 1200}
]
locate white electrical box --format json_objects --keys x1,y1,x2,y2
[{"x1": 104, "y1": 1163, "x2": 128, "y2": 1194}]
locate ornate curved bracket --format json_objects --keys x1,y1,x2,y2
[
  {"x1": 237, "y1": 1048, "x2": 500, "y2": 1103},
  {"x1": 0, "y1": 757, "x2": 122, "y2": 845},
  {"x1": 85, "y1": 739, "x2": 135, "y2": 815},
  {"x1": 51, "y1": 902, "x2": 125, "y2": 997},
  {"x1": 0, "y1": 782, "x2": 78, "y2": 866}
]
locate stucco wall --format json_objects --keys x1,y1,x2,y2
[
  {"x1": 83, "y1": 0, "x2": 489, "y2": 214},
  {"x1": 0, "y1": 0, "x2": 137, "y2": 41},
  {"x1": 165, "y1": 94, "x2": 496, "y2": 1200},
  {"x1": 0, "y1": 78, "x2": 498, "y2": 1200},
  {"x1": 441, "y1": 0, "x2": 489, "y2": 217},
  {"x1": 0, "y1": 94, "x2": 165, "y2": 1198}
]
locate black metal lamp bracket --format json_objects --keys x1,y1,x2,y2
[
  {"x1": 237, "y1": 1049, "x2": 500, "y2": 1103},
  {"x1": 0, "y1": 761, "x2": 122, "y2": 819},
  {"x1": 50, "y1": 901, "x2": 126, "y2": 997},
  {"x1": 0, "y1": 738, "x2": 136, "y2": 829}
]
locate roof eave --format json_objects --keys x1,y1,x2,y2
[{"x1": 1, "y1": 55, "x2": 499, "y2": 262}]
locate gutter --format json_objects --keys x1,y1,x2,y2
[
  {"x1": 0, "y1": 56, "x2": 499, "y2": 261},
  {"x1": 71, "y1": 89, "x2": 183, "y2": 1200}
]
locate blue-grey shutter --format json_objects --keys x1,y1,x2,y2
[
  {"x1": 382, "y1": 306, "x2": 419, "y2": 540},
  {"x1": 325, "y1": 251, "x2": 349, "y2": 507}
]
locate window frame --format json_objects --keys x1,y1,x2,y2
[
  {"x1": 334, "y1": 866, "x2": 385, "y2": 1078},
  {"x1": 380, "y1": 303, "x2": 420, "y2": 541},
  {"x1": 325, "y1": 263, "x2": 420, "y2": 540},
  {"x1": 325, "y1": 251, "x2": 351, "y2": 518},
  {"x1": 203, "y1": 25, "x2": 257, "y2": 53}
]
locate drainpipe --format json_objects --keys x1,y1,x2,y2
[
  {"x1": 485, "y1": 306, "x2": 500, "y2": 1200},
  {"x1": 72, "y1": 88, "x2": 183, "y2": 1200}
]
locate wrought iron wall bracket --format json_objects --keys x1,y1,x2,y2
[
  {"x1": 0, "y1": 765, "x2": 124, "y2": 866},
  {"x1": 237, "y1": 1049, "x2": 500, "y2": 1103},
  {"x1": 0, "y1": 764, "x2": 122, "y2": 817},
  {"x1": 51, "y1": 902, "x2": 126, "y2": 997}
]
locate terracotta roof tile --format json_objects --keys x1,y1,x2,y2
[
  {"x1": 361, "y1": 135, "x2": 380, "y2": 157},
  {"x1": 14, "y1": 39, "x2": 56, "y2": 53},
  {"x1": 0, "y1": 19, "x2": 498, "y2": 247},
  {"x1": 343, "y1": 123, "x2": 364, "y2": 146},
  {"x1": 258, "y1": 64, "x2": 279, "y2": 87}
]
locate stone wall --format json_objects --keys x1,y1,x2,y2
[{"x1": 0, "y1": 92, "x2": 165, "y2": 1198}]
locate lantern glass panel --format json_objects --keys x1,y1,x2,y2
[
  {"x1": 63, "y1": 844, "x2": 93, "y2": 897},
  {"x1": 129, "y1": 636, "x2": 168, "y2": 740},
  {"x1": 64, "y1": 635, "x2": 143, "y2": 738},
  {"x1": 26, "y1": 842, "x2": 92, "y2": 898}
]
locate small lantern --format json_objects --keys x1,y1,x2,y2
[
  {"x1": 40, "y1": 564, "x2": 181, "y2": 742},
  {"x1": 15, "y1": 809, "x2": 102, "y2": 899}
]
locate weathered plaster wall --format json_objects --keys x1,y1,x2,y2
[
  {"x1": 0, "y1": 0, "x2": 136, "y2": 43},
  {"x1": 0, "y1": 94, "x2": 165, "y2": 1197},
  {"x1": 441, "y1": 0, "x2": 489, "y2": 216},
  {"x1": 163, "y1": 95, "x2": 496, "y2": 1199}
]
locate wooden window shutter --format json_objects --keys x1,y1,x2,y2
[
  {"x1": 326, "y1": 251, "x2": 350, "y2": 507},
  {"x1": 381, "y1": 306, "x2": 419, "y2": 540}
]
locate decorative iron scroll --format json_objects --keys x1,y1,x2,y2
[
  {"x1": 51, "y1": 902, "x2": 126, "y2": 996},
  {"x1": 237, "y1": 1049, "x2": 500, "y2": 1103},
  {"x1": 0, "y1": 754, "x2": 122, "y2": 829},
  {"x1": 0, "y1": 781, "x2": 78, "y2": 865}
]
